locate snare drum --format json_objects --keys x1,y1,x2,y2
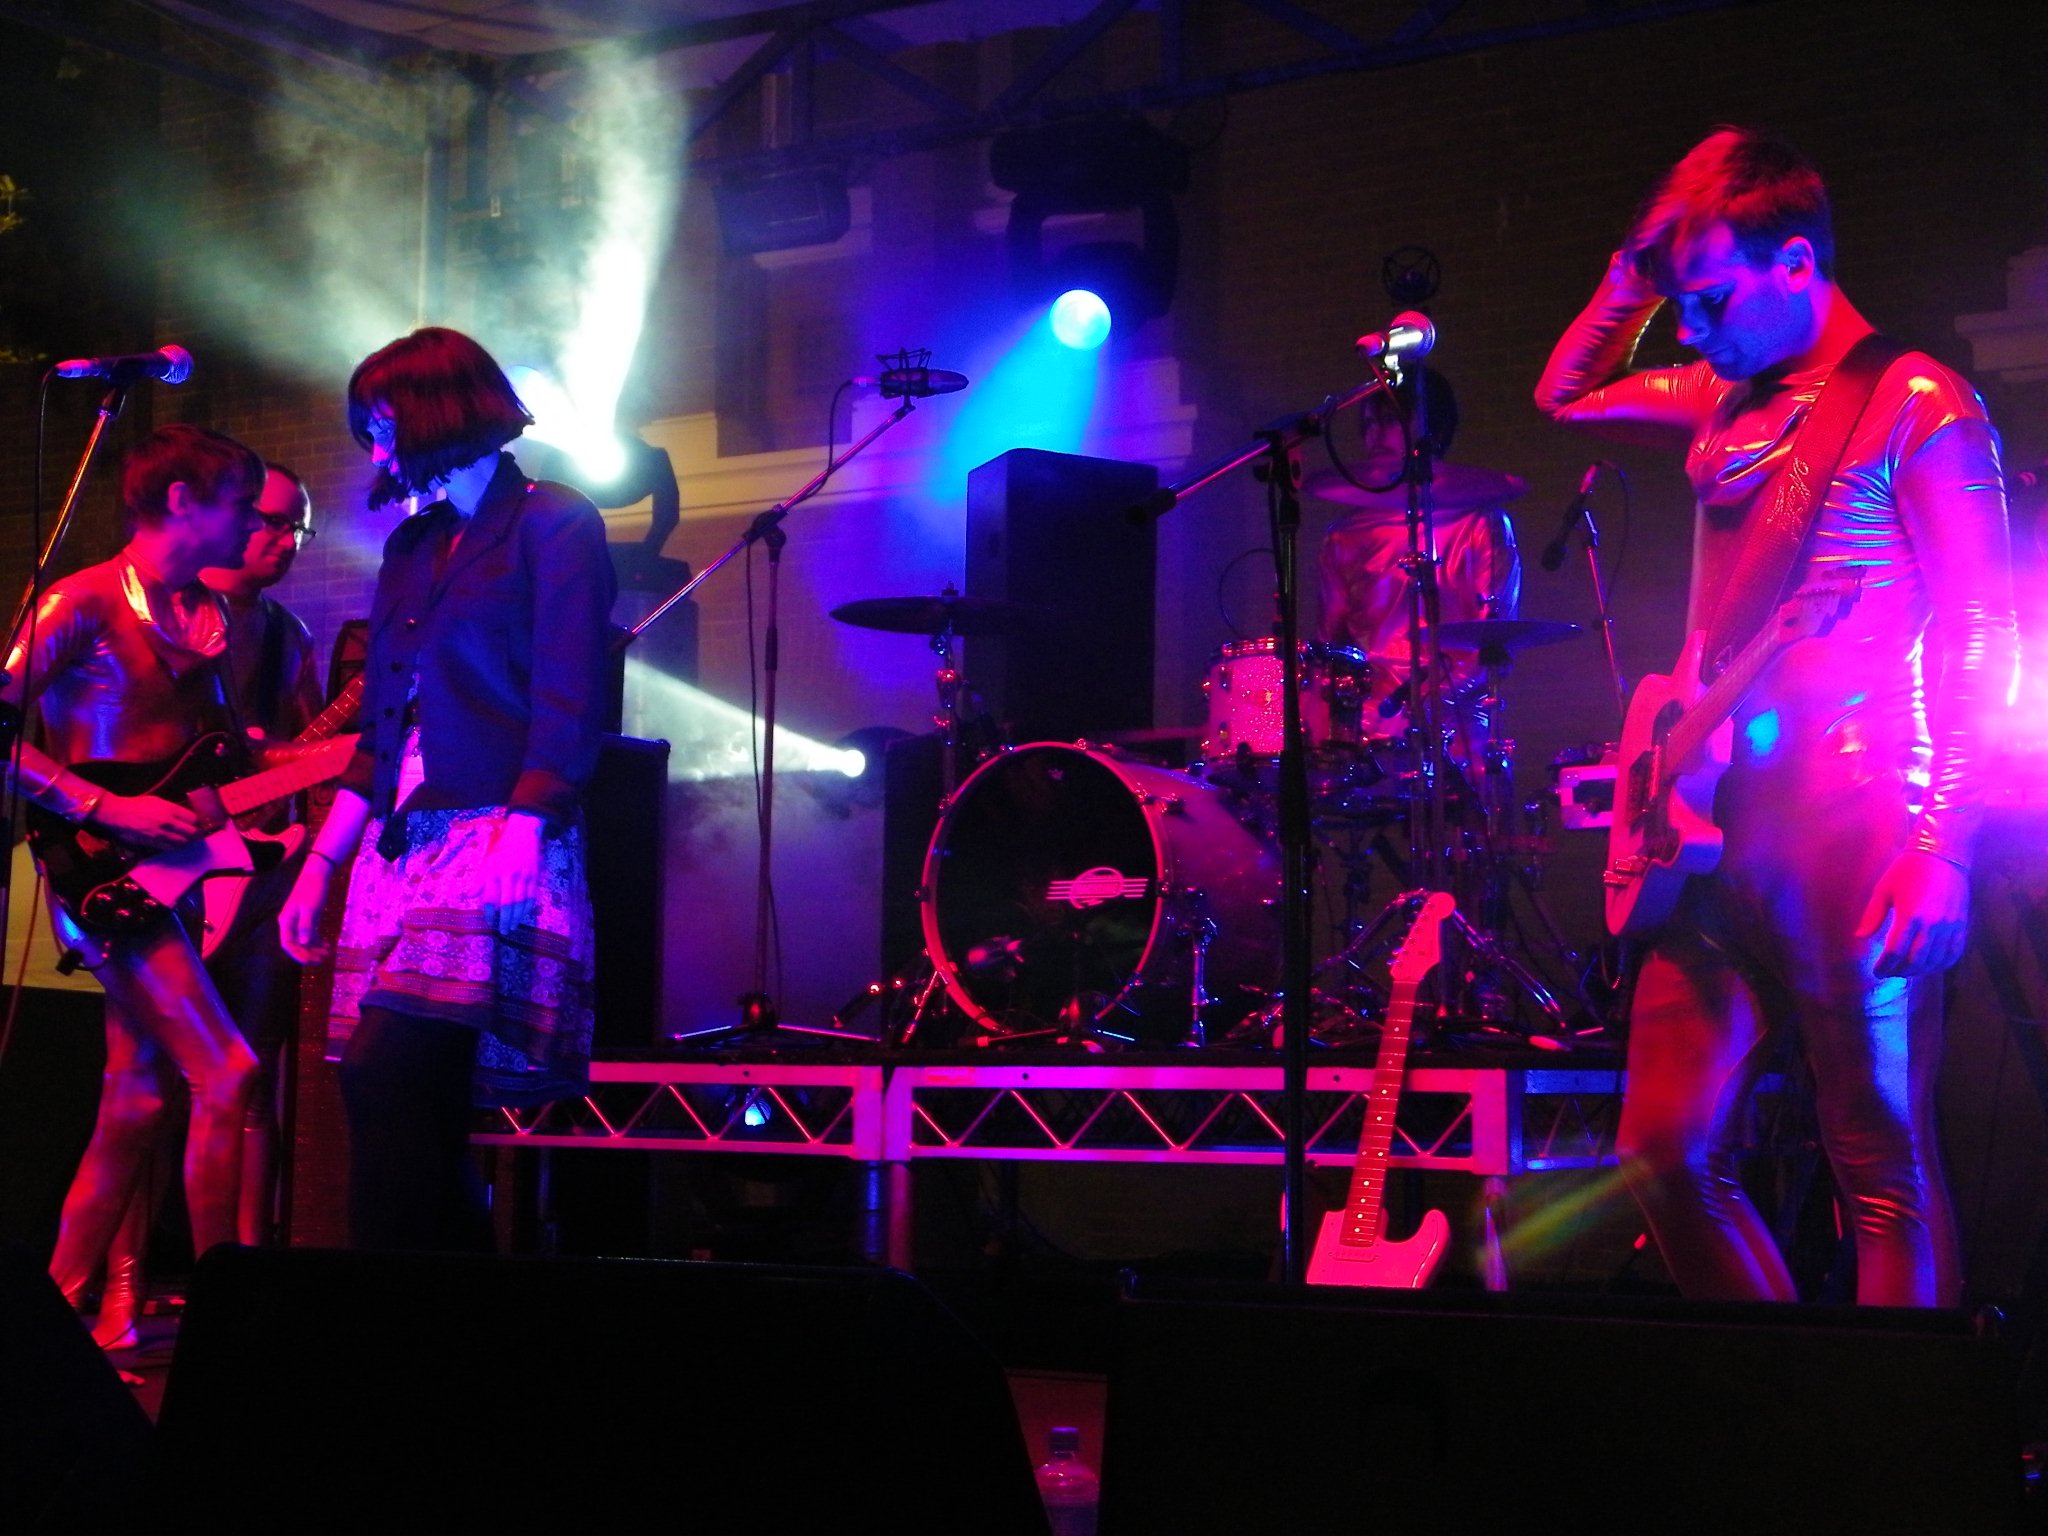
[
  {"x1": 1201, "y1": 639, "x2": 1370, "y2": 767},
  {"x1": 921, "y1": 742, "x2": 1280, "y2": 1041}
]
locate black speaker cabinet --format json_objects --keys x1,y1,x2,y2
[
  {"x1": 584, "y1": 733, "x2": 670, "y2": 1051},
  {"x1": 1101, "y1": 1282, "x2": 2022, "y2": 1535},
  {"x1": 965, "y1": 448, "x2": 1158, "y2": 743},
  {"x1": 0, "y1": 1245, "x2": 152, "y2": 1529},
  {"x1": 153, "y1": 1246, "x2": 1046, "y2": 1530}
]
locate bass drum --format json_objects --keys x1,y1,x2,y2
[{"x1": 921, "y1": 743, "x2": 1280, "y2": 1042}]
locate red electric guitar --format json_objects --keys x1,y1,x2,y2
[
  {"x1": 1604, "y1": 577, "x2": 1860, "y2": 937},
  {"x1": 1305, "y1": 891, "x2": 1454, "y2": 1290}
]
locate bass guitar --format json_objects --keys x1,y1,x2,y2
[
  {"x1": 1306, "y1": 890, "x2": 1454, "y2": 1289},
  {"x1": 198, "y1": 674, "x2": 364, "y2": 955},
  {"x1": 1604, "y1": 577, "x2": 1861, "y2": 937},
  {"x1": 27, "y1": 728, "x2": 357, "y2": 938}
]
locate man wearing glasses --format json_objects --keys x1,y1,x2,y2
[{"x1": 203, "y1": 461, "x2": 324, "y2": 749}]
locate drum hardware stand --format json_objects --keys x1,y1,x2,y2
[
  {"x1": 1182, "y1": 910, "x2": 1220, "y2": 1048},
  {"x1": 635, "y1": 383, "x2": 932, "y2": 1047},
  {"x1": 1132, "y1": 361, "x2": 1405, "y2": 1281}
]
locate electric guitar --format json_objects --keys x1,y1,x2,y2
[
  {"x1": 27, "y1": 727, "x2": 358, "y2": 937},
  {"x1": 198, "y1": 673, "x2": 366, "y2": 956},
  {"x1": 1305, "y1": 890, "x2": 1453, "y2": 1289},
  {"x1": 1604, "y1": 577, "x2": 1861, "y2": 937}
]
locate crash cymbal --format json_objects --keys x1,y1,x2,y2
[
  {"x1": 1434, "y1": 618, "x2": 1583, "y2": 653},
  {"x1": 829, "y1": 593, "x2": 1050, "y2": 635}
]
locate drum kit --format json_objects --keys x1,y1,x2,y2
[{"x1": 828, "y1": 566, "x2": 1608, "y2": 1053}]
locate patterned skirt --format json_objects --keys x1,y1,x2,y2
[{"x1": 325, "y1": 806, "x2": 596, "y2": 1108}]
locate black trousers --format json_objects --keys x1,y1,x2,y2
[{"x1": 338, "y1": 1005, "x2": 493, "y2": 1253}]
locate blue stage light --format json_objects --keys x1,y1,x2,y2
[{"x1": 1050, "y1": 289, "x2": 1112, "y2": 350}]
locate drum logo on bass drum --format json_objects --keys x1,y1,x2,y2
[{"x1": 1047, "y1": 868, "x2": 1151, "y2": 907}]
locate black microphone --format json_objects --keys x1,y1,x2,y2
[
  {"x1": 853, "y1": 366, "x2": 968, "y2": 399},
  {"x1": 1540, "y1": 462, "x2": 1604, "y2": 572},
  {"x1": 52, "y1": 344, "x2": 194, "y2": 384},
  {"x1": 1354, "y1": 311, "x2": 1436, "y2": 362}
]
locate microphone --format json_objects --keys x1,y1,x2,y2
[
  {"x1": 1354, "y1": 312, "x2": 1436, "y2": 362},
  {"x1": 52, "y1": 344, "x2": 194, "y2": 385},
  {"x1": 853, "y1": 366, "x2": 969, "y2": 398},
  {"x1": 1540, "y1": 462, "x2": 1605, "y2": 572},
  {"x1": 2011, "y1": 459, "x2": 2048, "y2": 495}
]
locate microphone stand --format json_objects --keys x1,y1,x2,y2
[
  {"x1": 1139, "y1": 365, "x2": 1400, "y2": 1284},
  {"x1": 633, "y1": 392, "x2": 922, "y2": 1045},
  {"x1": 1576, "y1": 506, "x2": 1629, "y2": 729},
  {"x1": 1, "y1": 379, "x2": 135, "y2": 1005}
]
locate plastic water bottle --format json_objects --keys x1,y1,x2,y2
[{"x1": 1033, "y1": 1424, "x2": 1100, "y2": 1536}]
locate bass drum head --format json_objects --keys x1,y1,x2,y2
[{"x1": 921, "y1": 742, "x2": 1278, "y2": 1040}]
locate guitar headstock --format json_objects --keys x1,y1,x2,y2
[
  {"x1": 1390, "y1": 891, "x2": 1456, "y2": 986},
  {"x1": 1772, "y1": 570, "x2": 1864, "y2": 643}
]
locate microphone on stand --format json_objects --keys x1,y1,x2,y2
[
  {"x1": 1540, "y1": 462, "x2": 1606, "y2": 572},
  {"x1": 1354, "y1": 312, "x2": 1436, "y2": 363},
  {"x1": 851, "y1": 361, "x2": 969, "y2": 398},
  {"x1": 52, "y1": 344, "x2": 194, "y2": 384}
]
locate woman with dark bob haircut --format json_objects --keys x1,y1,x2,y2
[{"x1": 281, "y1": 326, "x2": 617, "y2": 1251}]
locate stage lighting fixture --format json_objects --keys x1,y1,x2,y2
[
  {"x1": 714, "y1": 166, "x2": 852, "y2": 256},
  {"x1": 1050, "y1": 288, "x2": 1113, "y2": 350},
  {"x1": 995, "y1": 117, "x2": 1189, "y2": 329}
]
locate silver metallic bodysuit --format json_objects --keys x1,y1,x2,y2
[{"x1": 1537, "y1": 285, "x2": 2017, "y2": 1305}]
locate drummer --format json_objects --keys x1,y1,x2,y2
[{"x1": 1314, "y1": 367, "x2": 1523, "y2": 759}]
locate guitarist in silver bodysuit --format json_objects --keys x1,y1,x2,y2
[
  {"x1": 1535, "y1": 129, "x2": 2017, "y2": 1306},
  {"x1": 42, "y1": 463, "x2": 328, "y2": 1350},
  {"x1": 2, "y1": 424, "x2": 266, "y2": 1335}
]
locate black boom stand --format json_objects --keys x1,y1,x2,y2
[
  {"x1": 1135, "y1": 361, "x2": 1406, "y2": 1283},
  {"x1": 629, "y1": 374, "x2": 939, "y2": 1046}
]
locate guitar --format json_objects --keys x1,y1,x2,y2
[
  {"x1": 199, "y1": 674, "x2": 364, "y2": 956},
  {"x1": 26, "y1": 728, "x2": 357, "y2": 937},
  {"x1": 1306, "y1": 890, "x2": 1454, "y2": 1289},
  {"x1": 1604, "y1": 577, "x2": 1861, "y2": 937}
]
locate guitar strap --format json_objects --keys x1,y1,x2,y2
[{"x1": 1697, "y1": 333, "x2": 1908, "y2": 681}]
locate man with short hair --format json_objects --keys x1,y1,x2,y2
[
  {"x1": 1535, "y1": 128, "x2": 2018, "y2": 1306},
  {"x1": 4, "y1": 422, "x2": 266, "y2": 1336}
]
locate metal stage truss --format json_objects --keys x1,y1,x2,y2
[{"x1": 474, "y1": 1056, "x2": 1622, "y2": 1271}]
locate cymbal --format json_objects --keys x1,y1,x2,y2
[
  {"x1": 829, "y1": 593, "x2": 1049, "y2": 635},
  {"x1": 1435, "y1": 618, "x2": 1583, "y2": 653}
]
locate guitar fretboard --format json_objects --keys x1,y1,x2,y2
[{"x1": 217, "y1": 735, "x2": 357, "y2": 818}]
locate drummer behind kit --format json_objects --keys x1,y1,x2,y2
[{"x1": 823, "y1": 434, "x2": 1611, "y2": 1048}]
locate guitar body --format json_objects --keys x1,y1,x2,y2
[
  {"x1": 26, "y1": 730, "x2": 355, "y2": 938},
  {"x1": 1605, "y1": 631, "x2": 1733, "y2": 938},
  {"x1": 199, "y1": 825, "x2": 304, "y2": 957},
  {"x1": 26, "y1": 734, "x2": 254, "y2": 935},
  {"x1": 1307, "y1": 1206, "x2": 1450, "y2": 1289}
]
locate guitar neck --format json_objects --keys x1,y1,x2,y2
[
  {"x1": 1337, "y1": 980, "x2": 1423, "y2": 1243},
  {"x1": 297, "y1": 673, "x2": 365, "y2": 745},
  {"x1": 1665, "y1": 625, "x2": 1789, "y2": 768},
  {"x1": 217, "y1": 737, "x2": 356, "y2": 818}
]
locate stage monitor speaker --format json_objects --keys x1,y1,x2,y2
[
  {"x1": 0, "y1": 1245, "x2": 152, "y2": 1528},
  {"x1": 1101, "y1": 1283, "x2": 2022, "y2": 1535},
  {"x1": 153, "y1": 1246, "x2": 1045, "y2": 1530},
  {"x1": 966, "y1": 447, "x2": 1157, "y2": 743}
]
